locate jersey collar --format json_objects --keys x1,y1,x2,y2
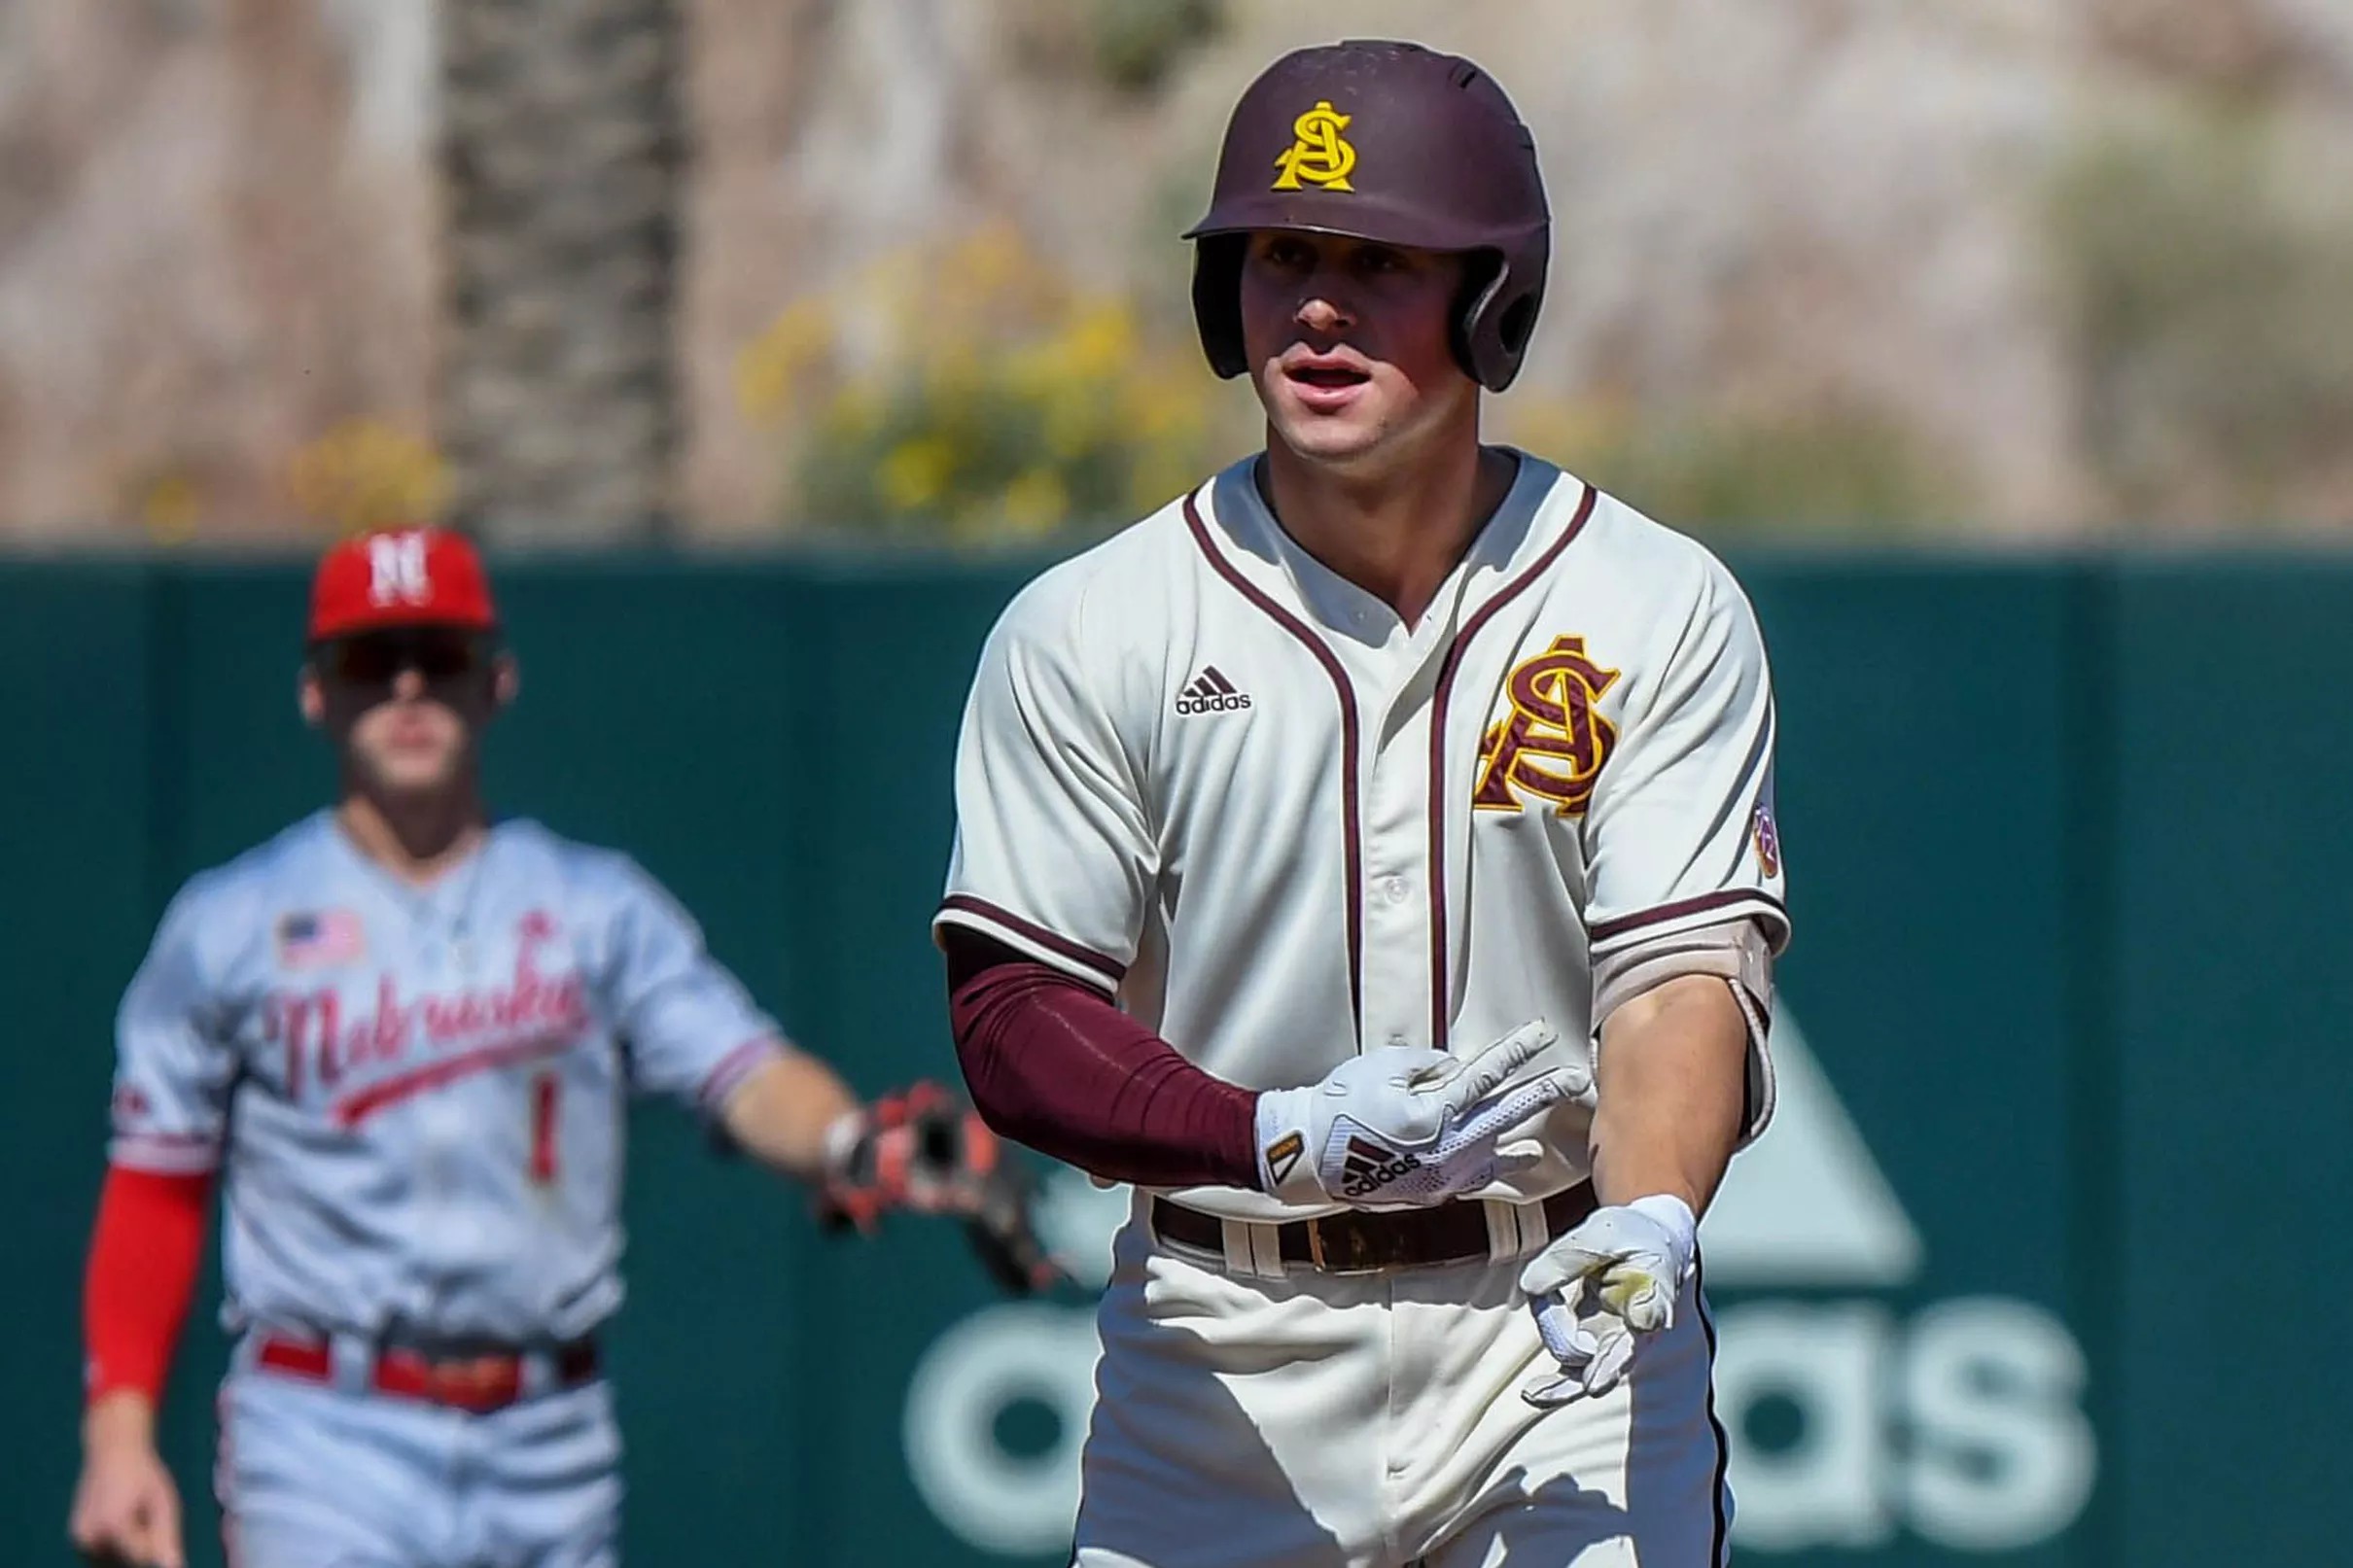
[{"x1": 1199, "y1": 448, "x2": 1578, "y2": 645}]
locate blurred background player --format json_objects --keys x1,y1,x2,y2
[
  {"x1": 67, "y1": 525, "x2": 1030, "y2": 1568},
  {"x1": 937, "y1": 40, "x2": 1782, "y2": 1566}
]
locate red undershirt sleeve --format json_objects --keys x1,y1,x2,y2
[
  {"x1": 83, "y1": 1165, "x2": 212, "y2": 1407},
  {"x1": 944, "y1": 932, "x2": 1261, "y2": 1190}
]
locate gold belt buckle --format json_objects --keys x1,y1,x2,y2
[
  {"x1": 1305, "y1": 1217, "x2": 1330, "y2": 1272},
  {"x1": 1303, "y1": 1215, "x2": 1384, "y2": 1274}
]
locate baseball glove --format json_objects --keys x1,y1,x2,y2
[{"x1": 817, "y1": 1080, "x2": 1070, "y2": 1297}]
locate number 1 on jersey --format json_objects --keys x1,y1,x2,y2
[{"x1": 529, "y1": 1070, "x2": 560, "y2": 1185}]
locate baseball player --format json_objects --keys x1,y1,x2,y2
[
  {"x1": 936, "y1": 41, "x2": 1786, "y2": 1567},
  {"x1": 67, "y1": 526, "x2": 1046, "y2": 1568}
]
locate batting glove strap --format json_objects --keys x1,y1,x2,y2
[{"x1": 1252, "y1": 1083, "x2": 1335, "y2": 1206}]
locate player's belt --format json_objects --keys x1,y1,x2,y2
[
  {"x1": 1149, "y1": 1181, "x2": 1598, "y2": 1274},
  {"x1": 252, "y1": 1332, "x2": 602, "y2": 1413}
]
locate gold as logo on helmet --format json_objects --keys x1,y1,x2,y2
[{"x1": 1273, "y1": 100, "x2": 1355, "y2": 192}]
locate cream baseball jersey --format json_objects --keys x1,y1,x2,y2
[
  {"x1": 936, "y1": 453, "x2": 1787, "y2": 1222},
  {"x1": 108, "y1": 812, "x2": 784, "y2": 1342}
]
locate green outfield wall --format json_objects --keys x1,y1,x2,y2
[{"x1": 2, "y1": 552, "x2": 2342, "y2": 1567}]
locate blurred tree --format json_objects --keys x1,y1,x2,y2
[
  {"x1": 1493, "y1": 395, "x2": 1953, "y2": 540},
  {"x1": 737, "y1": 224, "x2": 1241, "y2": 542},
  {"x1": 1089, "y1": 0, "x2": 1223, "y2": 94},
  {"x1": 2052, "y1": 109, "x2": 2353, "y2": 531},
  {"x1": 437, "y1": 0, "x2": 686, "y2": 544}
]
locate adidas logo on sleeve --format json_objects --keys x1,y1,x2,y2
[{"x1": 1174, "y1": 666, "x2": 1252, "y2": 714}]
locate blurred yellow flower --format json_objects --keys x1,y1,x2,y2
[
  {"x1": 1061, "y1": 301, "x2": 1135, "y2": 379},
  {"x1": 746, "y1": 223, "x2": 1237, "y2": 539},
  {"x1": 137, "y1": 472, "x2": 202, "y2": 544},
  {"x1": 823, "y1": 384, "x2": 889, "y2": 442},
  {"x1": 1001, "y1": 468, "x2": 1071, "y2": 536},
  {"x1": 878, "y1": 436, "x2": 960, "y2": 511},
  {"x1": 1122, "y1": 372, "x2": 1207, "y2": 440},
  {"x1": 736, "y1": 297, "x2": 834, "y2": 425},
  {"x1": 288, "y1": 420, "x2": 448, "y2": 536},
  {"x1": 1492, "y1": 393, "x2": 1635, "y2": 463},
  {"x1": 1042, "y1": 390, "x2": 1104, "y2": 461}
]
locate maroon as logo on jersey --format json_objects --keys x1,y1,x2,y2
[{"x1": 1472, "y1": 635, "x2": 1621, "y2": 816}]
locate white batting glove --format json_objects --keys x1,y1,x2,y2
[
  {"x1": 1520, "y1": 1194, "x2": 1698, "y2": 1407},
  {"x1": 1253, "y1": 1021, "x2": 1585, "y2": 1209}
]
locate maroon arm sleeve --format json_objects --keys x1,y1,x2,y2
[{"x1": 944, "y1": 931, "x2": 1261, "y2": 1189}]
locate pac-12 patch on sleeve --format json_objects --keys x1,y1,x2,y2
[{"x1": 1751, "y1": 800, "x2": 1782, "y2": 879}]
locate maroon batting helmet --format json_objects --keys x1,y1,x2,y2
[{"x1": 1183, "y1": 40, "x2": 1550, "y2": 392}]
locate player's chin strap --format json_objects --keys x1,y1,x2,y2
[{"x1": 815, "y1": 1081, "x2": 1073, "y2": 1297}]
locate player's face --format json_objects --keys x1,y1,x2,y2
[
  {"x1": 303, "y1": 629, "x2": 509, "y2": 797},
  {"x1": 1238, "y1": 230, "x2": 1473, "y2": 468}
]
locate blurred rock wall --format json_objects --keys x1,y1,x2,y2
[
  {"x1": 2, "y1": 0, "x2": 2349, "y2": 541},
  {"x1": 0, "y1": 0, "x2": 438, "y2": 541}
]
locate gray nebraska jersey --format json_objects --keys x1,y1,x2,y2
[
  {"x1": 108, "y1": 812, "x2": 784, "y2": 1342},
  {"x1": 936, "y1": 453, "x2": 1788, "y2": 1223}
]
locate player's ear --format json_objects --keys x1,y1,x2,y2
[{"x1": 297, "y1": 663, "x2": 325, "y2": 728}]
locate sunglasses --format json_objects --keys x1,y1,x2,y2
[{"x1": 321, "y1": 630, "x2": 490, "y2": 687}]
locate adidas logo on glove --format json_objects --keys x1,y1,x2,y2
[
  {"x1": 1250, "y1": 1023, "x2": 1583, "y2": 1210},
  {"x1": 1339, "y1": 1135, "x2": 1422, "y2": 1199}
]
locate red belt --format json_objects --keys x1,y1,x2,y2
[{"x1": 253, "y1": 1333, "x2": 601, "y2": 1413}]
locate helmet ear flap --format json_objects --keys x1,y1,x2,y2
[
  {"x1": 1451, "y1": 251, "x2": 1505, "y2": 389},
  {"x1": 1453, "y1": 249, "x2": 1542, "y2": 392},
  {"x1": 1191, "y1": 235, "x2": 1250, "y2": 380}
]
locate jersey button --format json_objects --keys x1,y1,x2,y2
[{"x1": 1381, "y1": 876, "x2": 1411, "y2": 904}]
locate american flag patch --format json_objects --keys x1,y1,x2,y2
[{"x1": 277, "y1": 909, "x2": 365, "y2": 969}]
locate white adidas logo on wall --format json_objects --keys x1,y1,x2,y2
[
  {"x1": 918, "y1": 1008, "x2": 2096, "y2": 1557},
  {"x1": 1701, "y1": 1009, "x2": 1922, "y2": 1287}
]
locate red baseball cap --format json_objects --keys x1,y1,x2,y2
[{"x1": 308, "y1": 527, "x2": 499, "y2": 643}]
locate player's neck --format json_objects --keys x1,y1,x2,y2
[
  {"x1": 334, "y1": 788, "x2": 489, "y2": 887},
  {"x1": 1259, "y1": 428, "x2": 1511, "y2": 629}
]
